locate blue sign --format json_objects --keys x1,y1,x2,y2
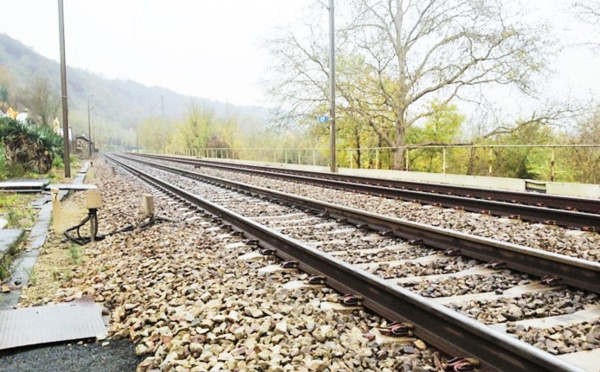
[{"x1": 318, "y1": 116, "x2": 329, "y2": 123}]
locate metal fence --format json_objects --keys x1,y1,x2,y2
[{"x1": 159, "y1": 144, "x2": 600, "y2": 183}]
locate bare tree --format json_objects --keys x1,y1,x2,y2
[
  {"x1": 574, "y1": 0, "x2": 600, "y2": 24},
  {"x1": 266, "y1": 0, "x2": 551, "y2": 169},
  {"x1": 27, "y1": 76, "x2": 60, "y2": 127},
  {"x1": 572, "y1": 0, "x2": 600, "y2": 49}
]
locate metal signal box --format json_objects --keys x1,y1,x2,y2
[{"x1": 86, "y1": 188, "x2": 102, "y2": 209}]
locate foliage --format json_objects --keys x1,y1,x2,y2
[
  {"x1": 563, "y1": 108, "x2": 600, "y2": 183},
  {"x1": 0, "y1": 117, "x2": 63, "y2": 176},
  {"x1": 0, "y1": 193, "x2": 18, "y2": 208},
  {"x1": 406, "y1": 102, "x2": 465, "y2": 172},
  {"x1": 0, "y1": 117, "x2": 63, "y2": 156},
  {"x1": 168, "y1": 101, "x2": 242, "y2": 157},
  {"x1": 6, "y1": 208, "x2": 20, "y2": 227},
  {"x1": 68, "y1": 244, "x2": 82, "y2": 265},
  {"x1": 0, "y1": 144, "x2": 7, "y2": 180},
  {"x1": 52, "y1": 155, "x2": 64, "y2": 168},
  {"x1": 0, "y1": 259, "x2": 11, "y2": 280},
  {"x1": 137, "y1": 117, "x2": 167, "y2": 154},
  {"x1": 26, "y1": 76, "x2": 60, "y2": 127},
  {"x1": 265, "y1": 0, "x2": 551, "y2": 169}
]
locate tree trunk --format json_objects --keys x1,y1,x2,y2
[
  {"x1": 391, "y1": 110, "x2": 407, "y2": 170},
  {"x1": 392, "y1": 148, "x2": 404, "y2": 170}
]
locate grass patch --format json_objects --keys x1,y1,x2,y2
[
  {"x1": 0, "y1": 193, "x2": 18, "y2": 208},
  {"x1": 0, "y1": 258, "x2": 12, "y2": 280},
  {"x1": 25, "y1": 267, "x2": 37, "y2": 286},
  {"x1": 68, "y1": 244, "x2": 82, "y2": 265},
  {"x1": 0, "y1": 231, "x2": 26, "y2": 280},
  {"x1": 0, "y1": 193, "x2": 39, "y2": 228}
]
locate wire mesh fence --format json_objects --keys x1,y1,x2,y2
[{"x1": 159, "y1": 144, "x2": 600, "y2": 183}]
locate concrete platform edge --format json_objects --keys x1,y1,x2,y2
[{"x1": 0, "y1": 162, "x2": 90, "y2": 310}]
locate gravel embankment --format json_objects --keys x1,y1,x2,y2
[
  {"x1": 7, "y1": 161, "x2": 445, "y2": 371},
  {"x1": 174, "y1": 162, "x2": 599, "y2": 261}
]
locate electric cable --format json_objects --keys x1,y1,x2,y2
[{"x1": 64, "y1": 209, "x2": 175, "y2": 246}]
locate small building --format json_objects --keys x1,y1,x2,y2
[
  {"x1": 15, "y1": 112, "x2": 28, "y2": 124},
  {"x1": 74, "y1": 135, "x2": 94, "y2": 159}
]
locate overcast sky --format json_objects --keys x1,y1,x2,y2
[
  {"x1": 1, "y1": 0, "x2": 599, "y2": 109},
  {"x1": 2, "y1": 0, "x2": 307, "y2": 107}
]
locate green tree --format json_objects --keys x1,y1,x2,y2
[
  {"x1": 407, "y1": 101, "x2": 465, "y2": 172},
  {"x1": 138, "y1": 117, "x2": 164, "y2": 153},
  {"x1": 485, "y1": 120, "x2": 557, "y2": 179},
  {"x1": 175, "y1": 102, "x2": 215, "y2": 153},
  {"x1": 564, "y1": 108, "x2": 600, "y2": 183}
]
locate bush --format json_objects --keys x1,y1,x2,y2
[
  {"x1": 52, "y1": 155, "x2": 64, "y2": 168},
  {"x1": 0, "y1": 117, "x2": 64, "y2": 177}
]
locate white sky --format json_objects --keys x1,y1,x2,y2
[
  {"x1": 1, "y1": 0, "x2": 307, "y2": 107},
  {"x1": 1, "y1": 0, "x2": 599, "y2": 109}
]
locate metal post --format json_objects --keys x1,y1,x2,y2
[
  {"x1": 329, "y1": 0, "x2": 337, "y2": 173},
  {"x1": 550, "y1": 150, "x2": 555, "y2": 182},
  {"x1": 58, "y1": 0, "x2": 70, "y2": 177},
  {"x1": 87, "y1": 95, "x2": 94, "y2": 157},
  {"x1": 161, "y1": 95, "x2": 165, "y2": 154},
  {"x1": 376, "y1": 149, "x2": 379, "y2": 169},
  {"x1": 405, "y1": 149, "x2": 410, "y2": 171},
  {"x1": 349, "y1": 150, "x2": 353, "y2": 169},
  {"x1": 313, "y1": 149, "x2": 316, "y2": 166},
  {"x1": 488, "y1": 148, "x2": 493, "y2": 176},
  {"x1": 442, "y1": 148, "x2": 446, "y2": 174}
]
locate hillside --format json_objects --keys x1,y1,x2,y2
[{"x1": 0, "y1": 34, "x2": 270, "y2": 149}]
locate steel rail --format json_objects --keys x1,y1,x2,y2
[
  {"x1": 119, "y1": 153, "x2": 600, "y2": 294},
  {"x1": 135, "y1": 154, "x2": 600, "y2": 217},
  {"x1": 107, "y1": 154, "x2": 585, "y2": 372}
]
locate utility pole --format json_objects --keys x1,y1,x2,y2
[
  {"x1": 161, "y1": 95, "x2": 165, "y2": 154},
  {"x1": 87, "y1": 95, "x2": 94, "y2": 157},
  {"x1": 329, "y1": 0, "x2": 337, "y2": 173},
  {"x1": 58, "y1": 0, "x2": 70, "y2": 177}
]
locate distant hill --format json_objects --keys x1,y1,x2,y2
[{"x1": 0, "y1": 34, "x2": 271, "y2": 148}]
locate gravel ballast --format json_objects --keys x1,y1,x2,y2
[{"x1": 4, "y1": 160, "x2": 445, "y2": 371}]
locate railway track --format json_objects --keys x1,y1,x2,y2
[
  {"x1": 107, "y1": 153, "x2": 600, "y2": 371},
  {"x1": 132, "y1": 153, "x2": 600, "y2": 231}
]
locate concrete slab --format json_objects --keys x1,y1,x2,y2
[
  {"x1": 30, "y1": 195, "x2": 51, "y2": 209},
  {"x1": 357, "y1": 253, "x2": 446, "y2": 271},
  {"x1": 225, "y1": 242, "x2": 248, "y2": 249},
  {"x1": 282, "y1": 280, "x2": 321, "y2": 290},
  {"x1": 557, "y1": 348, "x2": 600, "y2": 372},
  {"x1": 393, "y1": 266, "x2": 495, "y2": 284},
  {"x1": 0, "y1": 229, "x2": 24, "y2": 260},
  {"x1": 0, "y1": 300, "x2": 107, "y2": 350},
  {"x1": 45, "y1": 184, "x2": 97, "y2": 191},
  {"x1": 319, "y1": 301, "x2": 361, "y2": 314},
  {"x1": 238, "y1": 251, "x2": 267, "y2": 261},
  {"x1": 0, "y1": 179, "x2": 50, "y2": 193},
  {"x1": 488, "y1": 305, "x2": 600, "y2": 333},
  {"x1": 258, "y1": 264, "x2": 297, "y2": 274},
  {"x1": 430, "y1": 282, "x2": 560, "y2": 305}
]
